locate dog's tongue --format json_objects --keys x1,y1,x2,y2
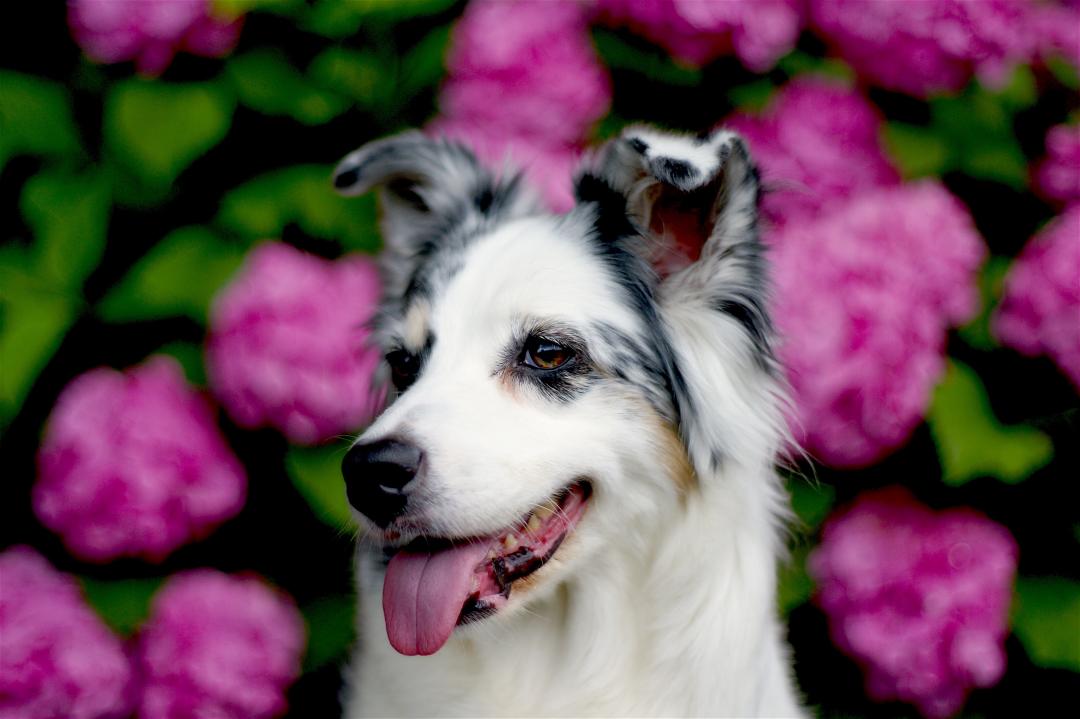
[{"x1": 382, "y1": 539, "x2": 492, "y2": 656}]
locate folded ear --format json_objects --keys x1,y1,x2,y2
[{"x1": 333, "y1": 131, "x2": 538, "y2": 297}]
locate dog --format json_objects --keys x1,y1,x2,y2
[{"x1": 333, "y1": 125, "x2": 804, "y2": 717}]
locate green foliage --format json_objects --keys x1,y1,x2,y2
[
  {"x1": 957, "y1": 257, "x2": 1011, "y2": 351},
  {"x1": 157, "y1": 341, "x2": 209, "y2": 386},
  {"x1": 776, "y1": 50, "x2": 855, "y2": 83},
  {"x1": 1013, "y1": 577, "x2": 1080, "y2": 672},
  {"x1": 884, "y1": 122, "x2": 952, "y2": 180},
  {"x1": 302, "y1": 594, "x2": 357, "y2": 671},
  {"x1": 0, "y1": 286, "x2": 76, "y2": 424},
  {"x1": 20, "y1": 169, "x2": 112, "y2": 291},
  {"x1": 80, "y1": 576, "x2": 165, "y2": 636},
  {"x1": 778, "y1": 544, "x2": 814, "y2": 614},
  {"x1": 105, "y1": 80, "x2": 235, "y2": 196},
  {"x1": 304, "y1": 0, "x2": 457, "y2": 36},
  {"x1": 0, "y1": 70, "x2": 83, "y2": 170},
  {"x1": 778, "y1": 479, "x2": 836, "y2": 613},
  {"x1": 286, "y1": 445, "x2": 357, "y2": 530},
  {"x1": 217, "y1": 165, "x2": 380, "y2": 251},
  {"x1": 97, "y1": 226, "x2": 246, "y2": 324},
  {"x1": 928, "y1": 361, "x2": 1053, "y2": 485},
  {"x1": 227, "y1": 50, "x2": 350, "y2": 124},
  {"x1": 307, "y1": 47, "x2": 396, "y2": 113},
  {"x1": 592, "y1": 28, "x2": 703, "y2": 87}
]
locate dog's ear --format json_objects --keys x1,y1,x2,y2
[
  {"x1": 576, "y1": 127, "x2": 778, "y2": 475},
  {"x1": 333, "y1": 131, "x2": 538, "y2": 296}
]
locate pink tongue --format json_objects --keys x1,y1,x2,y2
[{"x1": 382, "y1": 539, "x2": 493, "y2": 656}]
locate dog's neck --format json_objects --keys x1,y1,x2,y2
[{"x1": 346, "y1": 464, "x2": 802, "y2": 717}]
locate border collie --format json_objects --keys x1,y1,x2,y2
[{"x1": 333, "y1": 126, "x2": 804, "y2": 717}]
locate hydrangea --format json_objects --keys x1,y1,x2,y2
[
  {"x1": 726, "y1": 77, "x2": 899, "y2": 225},
  {"x1": 1033, "y1": 124, "x2": 1080, "y2": 206},
  {"x1": 0, "y1": 547, "x2": 134, "y2": 719},
  {"x1": 771, "y1": 182, "x2": 986, "y2": 467},
  {"x1": 994, "y1": 206, "x2": 1080, "y2": 390},
  {"x1": 809, "y1": 0, "x2": 1033, "y2": 97},
  {"x1": 34, "y1": 356, "x2": 246, "y2": 562},
  {"x1": 808, "y1": 488, "x2": 1017, "y2": 718},
  {"x1": 433, "y1": 0, "x2": 610, "y2": 211},
  {"x1": 68, "y1": 0, "x2": 243, "y2": 76},
  {"x1": 1032, "y1": 0, "x2": 1080, "y2": 69},
  {"x1": 135, "y1": 570, "x2": 305, "y2": 719},
  {"x1": 206, "y1": 242, "x2": 383, "y2": 445},
  {"x1": 593, "y1": 0, "x2": 804, "y2": 71}
]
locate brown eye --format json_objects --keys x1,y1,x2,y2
[
  {"x1": 523, "y1": 336, "x2": 572, "y2": 370},
  {"x1": 386, "y1": 350, "x2": 421, "y2": 391}
]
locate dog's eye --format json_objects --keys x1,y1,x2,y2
[
  {"x1": 522, "y1": 336, "x2": 572, "y2": 371},
  {"x1": 386, "y1": 350, "x2": 421, "y2": 391}
]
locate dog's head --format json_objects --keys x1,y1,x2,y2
[{"x1": 334, "y1": 127, "x2": 775, "y2": 656}]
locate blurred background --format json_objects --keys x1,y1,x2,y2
[{"x1": 1, "y1": 1, "x2": 1077, "y2": 717}]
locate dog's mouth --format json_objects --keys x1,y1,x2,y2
[{"x1": 380, "y1": 480, "x2": 591, "y2": 656}]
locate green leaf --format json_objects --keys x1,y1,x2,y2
[
  {"x1": 105, "y1": 80, "x2": 234, "y2": 189},
  {"x1": 80, "y1": 576, "x2": 165, "y2": 636},
  {"x1": 928, "y1": 361, "x2": 1053, "y2": 485},
  {"x1": 158, "y1": 341, "x2": 209, "y2": 386},
  {"x1": 97, "y1": 226, "x2": 246, "y2": 324},
  {"x1": 776, "y1": 50, "x2": 855, "y2": 83},
  {"x1": 286, "y1": 444, "x2": 357, "y2": 530},
  {"x1": 308, "y1": 47, "x2": 395, "y2": 112},
  {"x1": 1046, "y1": 56, "x2": 1080, "y2": 90},
  {"x1": 20, "y1": 168, "x2": 112, "y2": 290},
  {"x1": 957, "y1": 257, "x2": 1011, "y2": 350},
  {"x1": 788, "y1": 479, "x2": 835, "y2": 531},
  {"x1": 996, "y1": 65, "x2": 1038, "y2": 111},
  {"x1": 0, "y1": 70, "x2": 82, "y2": 169},
  {"x1": 217, "y1": 165, "x2": 380, "y2": 251},
  {"x1": 729, "y1": 80, "x2": 777, "y2": 114},
  {"x1": 778, "y1": 544, "x2": 813, "y2": 614},
  {"x1": 930, "y1": 88, "x2": 1028, "y2": 189},
  {"x1": 1013, "y1": 577, "x2": 1080, "y2": 671},
  {"x1": 226, "y1": 50, "x2": 349, "y2": 125},
  {"x1": 0, "y1": 288, "x2": 76, "y2": 424},
  {"x1": 883, "y1": 122, "x2": 952, "y2": 180},
  {"x1": 302, "y1": 594, "x2": 356, "y2": 670},
  {"x1": 591, "y1": 28, "x2": 703, "y2": 87},
  {"x1": 399, "y1": 26, "x2": 452, "y2": 101}
]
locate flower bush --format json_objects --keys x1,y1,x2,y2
[
  {"x1": 3, "y1": 0, "x2": 1077, "y2": 717},
  {"x1": 0, "y1": 547, "x2": 134, "y2": 718},
  {"x1": 33, "y1": 357, "x2": 246, "y2": 562},
  {"x1": 135, "y1": 570, "x2": 305, "y2": 719},
  {"x1": 809, "y1": 489, "x2": 1018, "y2": 718},
  {"x1": 206, "y1": 242, "x2": 383, "y2": 445}
]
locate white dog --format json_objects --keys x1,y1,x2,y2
[{"x1": 333, "y1": 125, "x2": 804, "y2": 717}]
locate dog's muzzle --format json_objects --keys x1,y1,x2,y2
[{"x1": 341, "y1": 438, "x2": 423, "y2": 527}]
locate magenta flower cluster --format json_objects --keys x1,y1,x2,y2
[
  {"x1": 593, "y1": 0, "x2": 804, "y2": 71},
  {"x1": 136, "y1": 570, "x2": 306, "y2": 719},
  {"x1": 34, "y1": 356, "x2": 246, "y2": 563},
  {"x1": 0, "y1": 547, "x2": 134, "y2": 719},
  {"x1": 809, "y1": 489, "x2": 1018, "y2": 718},
  {"x1": 733, "y1": 79, "x2": 985, "y2": 467},
  {"x1": 810, "y1": 0, "x2": 1035, "y2": 97},
  {"x1": 1034, "y1": 124, "x2": 1080, "y2": 206},
  {"x1": 206, "y1": 242, "x2": 384, "y2": 445},
  {"x1": 994, "y1": 206, "x2": 1080, "y2": 390},
  {"x1": 431, "y1": 0, "x2": 611, "y2": 210},
  {"x1": 68, "y1": 0, "x2": 243, "y2": 76}
]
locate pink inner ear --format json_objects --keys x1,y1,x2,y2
[{"x1": 648, "y1": 189, "x2": 708, "y2": 278}]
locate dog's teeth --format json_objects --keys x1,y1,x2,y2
[
  {"x1": 534, "y1": 505, "x2": 555, "y2": 521},
  {"x1": 502, "y1": 534, "x2": 519, "y2": 550},
  {"x1": 527, "y1": 514, "x2": 543, "y2": 534}
]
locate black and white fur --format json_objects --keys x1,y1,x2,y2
[{"x1": 334, "y1": 126, "x2": 804, "y2": 716}]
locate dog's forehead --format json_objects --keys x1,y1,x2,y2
[{"x1": 427, "y1": 214, "x2": 635, "y2": 336}]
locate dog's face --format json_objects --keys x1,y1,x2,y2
[{"x1": 334, "y1": 128, "x2": 771, "y2": 656}]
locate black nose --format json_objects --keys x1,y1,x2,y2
[{"x1": 341, "y1": 439, "x2": 424, "y2": 527}]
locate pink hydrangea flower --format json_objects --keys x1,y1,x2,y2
[
  {"x1": 593, "y1": 0, "x2": 804, "y2": 71},
  {"x1": 1033, "y1": 124, "x2": 1080, "y2": 206},
  {"x1": 1032, "y1": 0, "x2": 1080, "y2": 69},
  {"x1": 135, "y1": 570, "x2": 305, "y2": 719},
  {"x1": 810, "y1": 0, "x2": 1033, "y2": 97},
  {"x1": 727, "y1": 77, "x2": 900, "y2": 225},
  {"x1": 68, "y1": 0, "x2": 243, "y2": 76},
  {"x1": 206, "y1": 242, "x2": 383, "y2": 445},
  {"x1": 994, "y1": 206, "x2": 1080, "y2": 390},
  {"x1": 433, "y1": 0, "x2": 610, "y2": 211},
  {"x1": 771, "y1": 182, "x2": 986, "y2": 467},
  {"x1": 0, "y1": 547, "x2": 134, "y2": 719},
  {"x1": 34, "y1": 357, "x2": 246, "y2": 562},
  {"x1": 808, "y1": 488, "x2": 1018, "y2": 718}
]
